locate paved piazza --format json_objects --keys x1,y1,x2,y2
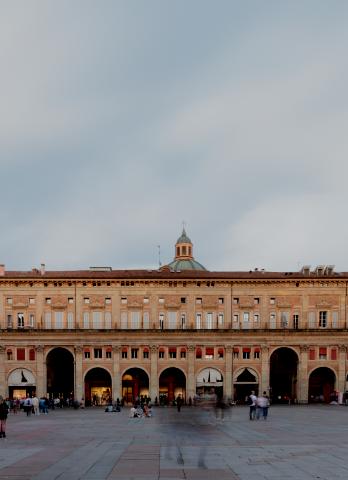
[{"x1": 1, "y1": 405, "x2": 348, "y2": 479}]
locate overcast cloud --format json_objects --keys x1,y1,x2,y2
[{"x1": 1, "y1": 1, "x2": 348, "y2": 272}]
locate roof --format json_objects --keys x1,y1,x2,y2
[{"x1": 166, "y1": 258, "x2": 207, "y2": 272}]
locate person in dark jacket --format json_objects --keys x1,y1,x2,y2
[{"x1": 0, "y1": 396, "x2": 9, "y2": 438}]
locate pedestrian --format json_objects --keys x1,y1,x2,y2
[
  {"x1": 0, "y1": 396, "x2": 9, "y2": 438},
  {"x1": 256, "y1": 392, "x2": 270, "y2": 420},
  {"x1": 24, "y1": 395, "x2": 32, "y2": 416},
  {"x1": 176, "y1": 394, "x2": 183, "y2": 412},
  {"x1": 32, "y1": 395, "x2": 40, "y2": 415},
  {"x1": 248, "y1": 390, "x2": 257, "y2": 420}
]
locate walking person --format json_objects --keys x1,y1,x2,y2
[
  {"x1": 0, "y1": 396, "x2": 9, "y2": 438},
  {"x1": 176, "y1": 394, "x2": 183, "y2": 412},
  {"x1": 248, "y1": 390, "x2": 257, "y2": 420},
  {"x1": 256, "y1": 391, "x2": 270, "y2": 420}
]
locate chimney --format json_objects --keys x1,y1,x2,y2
[
  {"x1": 40, "y1": 263, "x2": 46, "y2": 275},
  {"x1": 0, "y1": 264, "x2": 5, "y2": 276}
]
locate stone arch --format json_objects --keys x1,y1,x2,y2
[
  {"x1": 159, "y1": 367, "x2": 186, "y2": 404},
  {"x1": 46, "y1": 347, "x2": 74, "y2": 400},
  {"x1": 196, "y1": 367, "x2": 224, "y2": 400},
  {"x1": 308, "y1": 367, "x2": 337, "y2": 403},
  {"x1": 121, "y1": 365, "x2": 150, "y2": 379},
  {"x1": 84, "y1": 367, "x2": 112, "y2": 406},
  {"x1": 233, "y1": 367, "x2": 259, "y2": 403},
  {"x1": 8, "y1": 368, "x2": 36, "y2": 399},
  {"x1": 44, "y1": 346, "x2": 74, "y2": 362},
  {"x1": 122, "y1": 367, "x2": 150, "y2": 404},
  {"x1": 233, "y1": 367, "x2": 259, "y2": 383},
  {"x1": 270, "y1": 346, "x2": 299, "y2": 403}
]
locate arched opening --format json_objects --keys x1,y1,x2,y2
[
  {"x1": 84, "y1": 367, "x2": 112, "y2": 406},
  {"x1": 122, "y1": 368, "x2": 149, "y2": 405},
  {"x1": 196, "y1": 368, "x2": 223, "y2": 400},
  {"x1": 8, "y1": 368, "x2": 36, "y2": 400},
  {"x1": 308, "y1": 367, "x2": 336, "y2": 403},
  {"x1": 46, "y1": 348, "x2": 74, "y2": 400},
  {"x1": 233, "y1": 368, "x2": 259, "y2": 403},
  {"x1": 270, "y1": 347, "x2": 298, "y2": 403},
  {"x1": 159, "y1": 367, "x2": 186, "y2": 405}
]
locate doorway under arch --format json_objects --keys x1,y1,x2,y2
[
  {"x1": 159, "y1": 367, "x2": 186, "y2": 405},
  {"x1": 122, "y1": 368, "x2": 149, "y2": 404},
  {"x1": 84, "y1": 368, "x2": 112, "y2": 406},
  {"x1": 308, "y1": 367, "x2": 336, "y2": 403},
  {"x1": 46, "y1": 347, "x2": 74, "y2": 400},
  {"x1": 196, "y1": 368, "x2": 224, "y2": 400},
  {"x1": 270, "y1": 347, "x2": 298, "y2": 403},
  {"x1": 233, "y1": 368, "x2": 259, "y2": 403}
]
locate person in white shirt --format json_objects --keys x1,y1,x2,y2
[
  {"x1": 256, "y1": 392, "x2": 270, "y2": 420},
  {"x1": 248, "y1": 391, "x2": 257, "y2": 420}
]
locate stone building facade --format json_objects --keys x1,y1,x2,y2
[{"x1": 0, "y1": 231, "x2": 347, "y2": 405}]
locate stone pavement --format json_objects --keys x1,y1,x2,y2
[{"x1": 1, "y1": 404, "x2": 348, "y2": 479}]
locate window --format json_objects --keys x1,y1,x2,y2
[
  {"x1": 331, "y1": 348, "x2": 337, "y2": 360},
  {"x1": 55, "y1": 311, "x2": 64, "y2": 329},
  {"x1": 121, "y1": 312, "x2": 128, "y2": 329},
  {"x1": 131, "y1": 348, "x2": 138, "y2": 359},
  {"x1": 254, "y1": 348, "x2": 260, "y2": 359},
  {"x1": 233, "y1": 314, "x2": 239, "y2": 322},
  {"x1": 29, "y1": 349, "x2": 35, "y2": 361},
  {"x1": 84, "y1": 350, "x2": 91, "y2": 359},
  {"x1": 29, "y1": 297, "x2": 35, "y2": 305},
  {"x1": 121, "y1": 297, "x2": 127, "y2": 304},
  {"x1": 84, "y1": 297, "x2": 90, "y2": 304},
  {"x1": 293, "y1": 314, "x2": 299, "y2": 329},
  {"x1": 196, "y1": 313, "x2": 202, "y2": 329},
  {"x1": 143, "y1": 349, "x2": 149, "y2": 359},
  {"x1": 169, "y1": 348, "x2": 177, "y2": 359},
  {"x1": 7, "y1": 297, "x2": 12, "y2": 305},
  {"x1": 196, "y1": 297, "x2": 202, "y2": 304},
  {"x1": 181, "y1": 297, "x2": 186, "y2": 304},
  {"x1": 205, "y1": 347, "x2": 214, "y2": 359},
  {"x1": 281, "y1": 312, "x2": 289, "y2": 328},
  {"x1": 158, "y1": 297, "x2": 164, "y2": 304},
  {"x1": 143, "y1": 297, "x2": 149, "y2": 304},
  {"x1": 105, "y1": 297, "x2": 112, "y2": 305},
  {"x1": 168, "y1": 311, "x2": 177, "y2": 329},
  {"x1": 309, "y1": 349, "x2": 315, "y2": 360},
  {"x1": 233, "y1": 347, "x2": 239, "y2": 359},
  {"x1": 319, "y1": 347, "x2": 327, "y2": 360},
  {"x1": 206, "y1": 312, "x2": 213, "y2": 329},
  {"x1": 270, "y1": 297, "x2": 275, "y2": 305},
  {"x1": 180, "y1": 313, "x2": 186, "y2": 329},
  {"x1": 253, "y1": 313, "x2": 259, "y2": 323},
  {"x1": 67, "y1": 312, "x2": 74, "y2": 329},
  {"x1": 105, "y1": 312, "x2": 112, "y2": 329},
  {"x1": 218, "y1": 297, "x2": 224, "y2": 304},
  {"x1": 308, "y1": 311, "x2": 315, "y2": 328},
  {"x1": 122, "y1": 349, "x2": 128, "y2": 359},
  {"x1": 242, "y1": 312, "x2": 250, "y2": 329},
  {"x1": 218, "y1": 348, "x2": 224, "y2": 358},
  {"x1": 7, "y1": 314, "x2": 13, "y2": 328},
  {"x1": 83, "y1": 312, "x2": 90, "y2": 329},
  {"x1": 106, "y1": 349, "x2": 112, "y2": 359},
  {"x1": 242, "y1": 348, "x2": 250, "y2": 359},
  {"x1": 196, "y1": 348, "x2": 202, "y2": 359},
  {"x1": 29, "y1": 314, "x2": 35, "y2": 328},
  {"x1": 269, "y1": 313, "x2": 276, "y2": 329},
  {"x1": 218, "y1": 313, "x2": 224, "y2": 327},
  {"x1": 332, "y1": 311, "x2": 339, "y2": 328},
  {"x1": 92, "y1": 311, "x2": 102, "y2": 329},
  {"x1": 180, "y1": 349, "x2": 186, "y2": 359},
  {"x1": 159, "y1": 313, "x2": 164, "y2": 330},
  {"x1": 94, "y1": 348, "x2": 102, "y2": 358},
  {"x1": 131, "y1": 312, "x2": 140, "y2": 329},
  {"x1": 44, "y1": 312, "x2": 52, "y2": 329},
  {"x1": 319, "y1": 311, "x2": 327, "y2": 328},
  {"x1": 68, "y1": 297, "x2": 74, "y2": 304},
  {"x1": 7, "y1": 350, "x2": 13, "y2": 360},
  {"x1": 17, "y1": 348, "x2": 25, "y2": 361},
  {"x1": 45, "y1": 298, "x2": 51, "y2": 304},
  {"x1": 233, "y1": 298, "x2": 239, "y2": 304},
  {"x1": 159, "y1": 349, "x2": 165, "y2": 359},
  {"x1": 143, "y1": 312, "x2": 150, "y2": 329},
  {"x1": 17, "y1": 313, "x2": 24, "y2": 328},
  {"x1": 254, "y1": 297, "x2": 260, "y2": 305}
]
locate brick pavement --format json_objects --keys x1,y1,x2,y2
[{"x1": 1, "y1": 404, "x2": 348, "y2": 479}]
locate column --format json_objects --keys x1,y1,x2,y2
[
  {"x1": 298, "y1": 345, "x2": 309, "y2": 404},
  {"x1": 260, "y1": 345, "x2": 270, "y2": 396},
  {"x1": 187, "y1": 344, "x2": 195, "y2": 401},
  {"x1": 74, "y1": 346, "x2": 83, "y2": 403},
  {"x1": 150, "y1": 345, "x2": 158, "y2": 402},
  {"x1": 35, "y1": 345, "x2": 46, "y2": 397},
  {"x1": 112, "y1": 345, "x2": 121, "y2": 401},
  {"x1": 0, "y1": 346, "x2": 6, "y2": 398},
  {"x1": 338, "y1": 345, "x2": 346, "y2": 396},
  {"x1": 224, "y1": 345, "x2": 232, "y2": 402}
]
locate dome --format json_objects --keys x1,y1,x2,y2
[
  {"x1": 167, "y1": 258, "x2": 207, "y2": 272},
  {"x1": 176, "y1": 228, "x2": 191, "y2": 244}
]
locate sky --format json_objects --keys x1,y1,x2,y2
[{"x1": 1, "y1": 1, "x2": 348, "y2": 273}]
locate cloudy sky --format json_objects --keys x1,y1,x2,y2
[{"x1": 1, "y1": 1, "x2": 348, "y2": 272}]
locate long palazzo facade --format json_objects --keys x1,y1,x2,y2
[{"x1": 1, "y1": 230, "x2": 348, "y2": 405}]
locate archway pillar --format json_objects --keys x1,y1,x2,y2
[
  {"x1": 260, "y1": 345, "x2": 269, "y2": 395},
  {"x1": 150, "y1": 345, "x2": 158, "y2": 401},
  {"x1": 338, "y1": 345, "x2": 346, "y2": 398},
  {"x1": 0, "y1": 346, "x2": 6, "y2": 398},
  {"x1": 36, "y1": 345, "x2": 46, "y2": 397},
  {"x1": 187, "y1": 345, "x2": 195, "y2": 401},
  {"x1": 74, "y1": 346, "x2": 83, "y2": 403},
  {"x1": 225, "y1": 345, "x2": 232, "y2": 401},
  {"x1": 112, "y1": 345, "x2": 121, "y2": 401},
  {"x1": 298, "y1": 345, "x2": 309, "y2": 404}
]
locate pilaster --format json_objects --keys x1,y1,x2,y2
[
  {"x1": 150, "y1": 345, "x2": 158, "y2": 401},
  {"x1": 0, "y1": 346, "x2": 6, "y2": 397},
  {"x1": 74, "y1": 346, "x2": 83, "y2": 403},
  {"x1": 112, "y1": 345, "x2": 121, "y2": 401},
  {"x1": 224, "y1": 345, "x2": 232, "y2": 401},
  {"x1": 298, "y1": 345, "x2": 309, "y2": 403},
  {"x1": 338, "y1": 345, "x2": 346, "y2": 395},
  {"x1": 187, "y1": 344, "x2": 195, "y2": 400},
  {"x1": 260, "y1": 345, "x2": 270, "y2": 395},
  {"x1": 35, "y1": 345, "x2": 46, "y2": 397}
]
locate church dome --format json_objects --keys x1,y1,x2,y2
[{"x1": 166, "y1": 227, "x2": 207, "y2": 272}]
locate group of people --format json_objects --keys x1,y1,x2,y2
[
  {"x1": 248, "y1": 390, "x2": 270, "y2": 420},
  {"x1": 129, "y1": 402, "x2": 153, "y2": 418}
]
